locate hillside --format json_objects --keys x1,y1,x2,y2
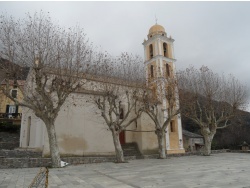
[{"x1": 181, "y1": 109, "x2": 250, "y2": 149}]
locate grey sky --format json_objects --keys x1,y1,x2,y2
[{"x1": 1, "y1": 1, "x2": 250, "y2": 110}]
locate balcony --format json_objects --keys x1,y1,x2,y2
[{"x1": 0, "y1": 113, "x2": 22, "y2": 120}]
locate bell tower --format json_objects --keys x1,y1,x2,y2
[{"x1": 143, "y1": 23, "x2": 185, "y2": 154}]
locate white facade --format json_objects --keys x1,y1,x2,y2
[{"x1": 20, "y1": 89, "x2": 159, "y2": 156}]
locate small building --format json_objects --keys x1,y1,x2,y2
[
  {"x1": 0, "y1": 80, "x2": 25, "y2": 125},
  {"x1": 0, "y1": 59, "x2": 29, "y2": 125},
  {"x1": 239, "y1": 141, "x2": 249, "y2": 151},
  {"x1": 182, "y1": 130, "x2": 204, "y2": 152}
]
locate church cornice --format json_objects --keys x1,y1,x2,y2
[
  {"x1": 144, "y1": 55, "x2": 176, "y2": 65},
  {"x1": 142, "y1": 34, "x2": 175, "y2": 46},
  {"x1": 148, "y1": 77, "x2": 172, "y2": 84}
]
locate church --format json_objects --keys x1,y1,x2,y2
[{"x1": 19, "y1": 24, "x2": 185, "y2": 156}]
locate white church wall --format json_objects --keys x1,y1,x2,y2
[
  {"x1": 20, "y1": 77, "x2": 151, "y2": 156},
  {"x1": 139, "y1": 113, "x2": 158, "y2": 154},
  {"x1": 20, "y1": 107, "x2": 45, "y2": 150},
  {"x1": 20, "y1": 68, "x2": 165, "y2": 156},
  {"x1": 42, "y1": 93, "x2": 116, "y2": 156},
  {"x1": 124, "y1": 121, "x2": 138, "y2": 144}
]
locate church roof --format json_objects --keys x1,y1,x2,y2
[{"x1": 149, "y1": 24, "x2": 165, "y2": 34}]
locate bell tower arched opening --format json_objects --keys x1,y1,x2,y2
[
  {"x1": 150, "y1": 65, "x2": 154, "y2": 78},
  {"x1": 163, "y1": 42, "x2": 168, "y2": 58},
  {"x1": 149, "y1": 44, "x2": 153, "y2": 59}
]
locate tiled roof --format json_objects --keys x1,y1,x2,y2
[
  {"x1": 0, "y1": 58, "x2": 30, "y2": 81},
  {"x1": 182, "y1": 130, "x2": 203, "y2": 138},
  {"x1": 1, "y1": 79, "x2": 25, "y2": 86}
]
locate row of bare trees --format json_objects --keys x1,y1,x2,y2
[{"x1": 0, "y1": 12, "x2": 248, "y2": 167}]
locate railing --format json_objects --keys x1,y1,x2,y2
[
  {"x1": 29, "y1": 167, "x2": 49, "y2": 188},
  {"x1": 0, "y1": 113, "x2": 22, "y2": 119}
]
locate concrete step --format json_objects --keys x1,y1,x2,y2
[
  {"x1": 122, "y1": 143, "x2": 142, "y2": 157},
  {"x1": 0, "y1": 149, "x2": 42, "y2": 158}
]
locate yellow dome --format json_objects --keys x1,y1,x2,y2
[{"x1": 148, "y1": 24, "x2": 165, "y2": 34}]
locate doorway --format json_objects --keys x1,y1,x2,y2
[
  {"x1": 119, "y1": 131, "x2": 125, "y2": 145},
  {"x1": 26, "y1": 116, "x2": 31, "y2": 146}
]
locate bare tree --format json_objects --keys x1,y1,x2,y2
[
  {"x1": 142, "y1": 73, "x2": 180, "y2": 159},
  {"x1": 0, "y1": 12, "x2": 94, "y2": 167},
  {"x1": 94, "y1": 53, "x2": 144, "y2": 162},
  {"x1": 178, "y1": 66, "x2": 248, "y2": 156}
]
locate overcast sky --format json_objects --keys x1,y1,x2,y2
[{"x1": 1, "y1": 1, "x2": 250, "y2": 110}]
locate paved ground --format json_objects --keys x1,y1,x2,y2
[{"x1": 1, "y1": 153, "x2": 250, "y2": 188}]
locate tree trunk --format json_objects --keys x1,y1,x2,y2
[
  {"x1": 111, "y1": 130, "x2": 125, "y2": 163},
  {"x1": 156, "y1": 130, "x2": 166, "y2": 159},
  {"x1": 200, "y1": 127, "x2": 216, "y2": 156},
  {"x1": 203, "y1": 134, "x2": 214, "y2": 156},
  {"x1": 46, "y1": 123, "x2": 61, "y2": 167}
]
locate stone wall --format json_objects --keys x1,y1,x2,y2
[
  {"x1": 0, "y1": 132, "x2": 19, "y2": 150},
  {"x1": 0, "y1": 149, "x2": 231, "y2": 169},
  {"x1": 0, "y1": 156, "x2": 137, "y2": 169},
  {"x1": 0, "y1": 149, "x2": 41, "y2": 158},
  {"x1": 227, "y1": 150, "x2": 250, "y2": 154}
]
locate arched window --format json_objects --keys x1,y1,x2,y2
[
  {"x1": 149, "y1": 44, "x2": 153, "y2": 59},
  {"x1": 119, "y1": 108, "x2": 124, "y2": 119},
  {"x1": 170, "y1": 121, "x2": 175, "y2": 132},
  {"x1": 163, "y1": 42, "x2": 168, "y2": 57},
  {"x1": 166, "y1": 63, "x2": 170, "y2": 77},
  {"x1": 27, "y1": 116, "x2": 31, "y2": 146},
  {"x1": 150, "y1": 65, "x2": 154, "y2": 78}
]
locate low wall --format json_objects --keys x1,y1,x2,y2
[
  {"x1": 0, "y1": 156, "x2": 136, "y2": 169},
  {"x1": 0, "y1": 132, "x2": 19, "y2": 150},
  {"x1": 0, "y1": 149, "x2": 41, "y2": 158},
  {"x1": 227, "y1": 150, "x2": 250, "y2": 154},
  {"x1": 0, "y1": 149, "x2": 230, "y2": 169}
]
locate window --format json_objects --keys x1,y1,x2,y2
[
  {"x1": 10, "y1": 89, "x2": 17, "y2": 98},
  {"x1": 119, "y1": 108, "x2": 124, "y2": 119},
  {"x1": 163, "y1": 42, "x2": 168, "y2": 57},
  {"x1": 9, "y1": 105, "x2": 17, "y2": 113},
  {"x1": 150, "y1": 65, "x2": 154, "y2": 78},
  {"x1": 6, "y1": 105, "x2": 18, "y2": 118},
  {"x1": 166, "y1": 64, "x2": 170, "y2": 77},
  {"x1": 170, "y1": 121, "x2": 175, "y2": 132},
  {"x1": 149, "y1": 44, "x2": 153, "y2": 59}
]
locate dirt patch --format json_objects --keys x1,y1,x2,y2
[{"x1": 59, "y1": 134, "x2": 88, "y2": 153}]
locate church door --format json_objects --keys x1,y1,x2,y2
[{"x1": 119, "y1": 131, "x2": 125, "y2": 145}]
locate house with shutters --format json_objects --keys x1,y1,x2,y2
[
  {"x1": 0, "y1": 59, "x2": 29, "y2": 125},
  {"x1": 0, "y1": 80, "x2": 25, "y2": 124}
]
